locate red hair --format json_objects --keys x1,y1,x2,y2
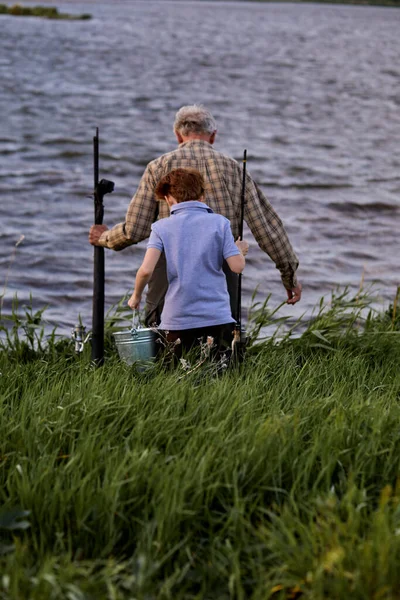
[{"x1": 155, "y1": 168, "x2": 205, "y2": 203}]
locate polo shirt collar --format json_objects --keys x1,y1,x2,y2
[{"x1": 170, "y1": 201, "x2": 214, "y2": 214}]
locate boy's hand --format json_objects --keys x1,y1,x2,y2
[
  {"x1": 128, "y1": 292, "x2": 141, "y2": 310},
  {"x1": 235, "y1": 236, "x2": 249, "y2": 256}
]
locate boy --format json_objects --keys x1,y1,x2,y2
[{"x1": 128, "y1": 167, "x2": 248, "y2": 357}]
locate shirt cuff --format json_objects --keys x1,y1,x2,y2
[
  {"x1": 282, "y1": 272, "x2": 298, "y2": 290},
  {"x1": 279, "y1": 264, "x2": 298, "y2": 290},
  {"x1": 98, "y1": 231, "x2": 109, "y2": 248},
  {"x1": 224, "y1": 249, "x2": 241, "y2": 260},
  {"x1": 147, "y1": 242, "x2": 163, "y2": 252}
]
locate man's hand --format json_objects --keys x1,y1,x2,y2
[
  {"x1": 89, "y1": 224, "x2": 108, "y2": 246},
  {"x1": 235, "y1": 236, "x2": 249, "y2": 256},
  {"x1": 286, "y1": 283, "x2": 302, "y2": 305},
  {"x1": 128, "y1": 292, "x2": 141, "y2": 311}
]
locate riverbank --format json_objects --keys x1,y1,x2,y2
[
  {"x1": 0, "y1": 4, "x2": 91, "y2": 19},
  {"x1": 1, "y1": 291, "x2": 400, "y2": 598}
]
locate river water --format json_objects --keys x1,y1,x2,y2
[{"x1": 1, "y1": 0, "x2": 399, "y2": 335}]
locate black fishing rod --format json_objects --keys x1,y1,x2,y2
[
  {"x1": 236, "y1": 150, "x2": 247, "y2": 328},
  {"x1": 232, "y1": 149, "x2": 247, "y2": 357},
  {"x1": 92, "y1": 128, "x2": 114, "y2": 366}
]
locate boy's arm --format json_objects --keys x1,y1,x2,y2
[
  {"x1": 226, "y1": 251, "x2": 245, "y2": 274},
  {"x1": 128, "y1": 248, "x2": 162, "y2": 310},
  {"x1": 224, "y1": 225, "x2": 248, "y2": 274}
]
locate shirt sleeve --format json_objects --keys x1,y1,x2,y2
[
  {"x1": 146, "y1": 224, "x2": 164, "y2": 252},
  {"x1": 243, "y1": 172, "x2": 299, "y2": 289},
  {"x1": 99, "y1": 163, "x2": 158, "y2": 251},
  {"x1": 222, "y1": 220, "x2": 240, "y2": 260}
]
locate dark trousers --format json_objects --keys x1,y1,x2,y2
[
  {"x1": 144, "y1": 252, "x2": 239, "y2": 327},
  {"x1": 163, "y1": 322, "x2": 235, "y2": 361}
]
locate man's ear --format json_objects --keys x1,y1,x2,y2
[
  {"x1": 175, "y1": 131, "x2": 184, "y2": 144},
  {"x1": 209, "y1": 130, "x2": 217, "y2": 145}
]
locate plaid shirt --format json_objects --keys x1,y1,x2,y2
[{"x1": 99, "y1": 140, "x2": 299, "y2": 289}]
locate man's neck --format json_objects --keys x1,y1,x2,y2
[{"x1": 175, "y1": 131, "x2": 216, "y2": 145}]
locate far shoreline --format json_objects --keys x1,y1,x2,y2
[{"x1": 2, "y1": 0, "x2": 399, "y2": 8}]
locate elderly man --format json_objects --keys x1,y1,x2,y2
[{"x1": 89, "y1": 104, "x2": 302, "y2": 325}]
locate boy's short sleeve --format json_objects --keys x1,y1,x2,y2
[
  {"x1": 147, "y1": 224, "x2": 164, "y2": 252},
  {"x1": 222, "y1": 220, "x2": 240, "y2": 260}
]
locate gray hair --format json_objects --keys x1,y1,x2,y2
[{"x1": 173, "y1": 105, "x2": 217, "y2": 136}]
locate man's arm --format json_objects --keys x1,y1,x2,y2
[
  {"x1": 89, "y1": 164, "x2": 158, "y2": 251},
  {"x1": 243, "y1": 173, "x2": 301, "y2": 301}
]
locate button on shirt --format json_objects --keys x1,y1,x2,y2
[
  {"x1": 99, "y1": 140, "x2": 299, "y2": 290},
  {"x1": 147, "y1": 201, "x2": 240, "y2": 330}
]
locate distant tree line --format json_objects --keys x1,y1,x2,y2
[{"x1": 0, "y1": 4, "x2": 91, "y2": 19}]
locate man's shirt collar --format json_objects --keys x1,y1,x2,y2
[{"x1": 178, "y1": 139, "x2": 213, "y2": 148}]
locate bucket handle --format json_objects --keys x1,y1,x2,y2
[{"x1": 131, "y1": 310, "x2": 141, "y2": 331}]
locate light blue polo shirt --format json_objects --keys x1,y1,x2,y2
[{"x1": 147, "y1": 200, "x2": 240, "y2": 330}]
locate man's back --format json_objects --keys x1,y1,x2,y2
[
  {"x1": 148, "y1": 140, "x2": 242, "y2": 229},
  {"x1": 123, "y1": 139, "x2": 298, "y2": 289}
]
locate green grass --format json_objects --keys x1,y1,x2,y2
[{"x1": 1, "y1": 290, "x2": 400, "y2": 598}]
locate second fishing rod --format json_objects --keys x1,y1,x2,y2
[{"x1": 232, "y1": 149, "x2": 247, "y2": 358}]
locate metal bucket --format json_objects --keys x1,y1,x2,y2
[{"x1": 113, "y1": 321, "x2": 158, "y2": 370}]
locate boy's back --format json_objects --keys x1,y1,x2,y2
[{"x1": 148, "y1": 201, "x2": 239, "y2": 330}]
